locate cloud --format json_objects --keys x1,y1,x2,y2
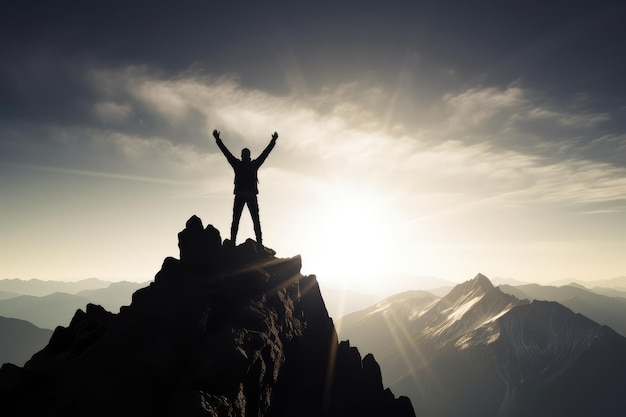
[
  {"x1": 525, "y1": 107, "x2": 610, "y2": 128},
  {"x1": 443, "y1": 85, "x2": 527, "y2": 128},
  {"x1": 428, "y1": 83, "x2": 625, "y2": 174},
  {"x1": 12, "y1": 163, "x2": 184, "y2": 186},
  {"x1": 92, "y1": 101, "x2": 134, "y2": 124},
  {"x1": 4, "y1": 65, "x2": 626, "y2": 217},
  {"x1": 442, "y1": 83, "x2": 611, "y2": 132}
]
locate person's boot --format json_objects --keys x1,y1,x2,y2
[
  {"x1": 230, "y1": 225, "x2": 238, "y2": 246},
  {"x1": 254, "y1": 223, "x2": 262, "y2": 247}
]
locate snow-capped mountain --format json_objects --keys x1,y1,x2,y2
[
  {"x1": 340, "y1": 274, "x2": 526, "y2": 382},
  {"x1": 339, "y1": 274, "x2": 626, "y2": 416},
  {"x1": 415, "y1": 273, "x2": 526, "y2": 349}
]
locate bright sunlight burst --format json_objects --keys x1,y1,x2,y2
[{"x1": 311, "y1": 184, "x2": 397, "y2": 282}]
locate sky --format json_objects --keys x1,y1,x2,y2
[{"x1": 1, "y1": 1, "x2": 626, "y2": 295}]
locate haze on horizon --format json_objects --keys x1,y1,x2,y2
[{"x1": 1, "y1": 1, "x2": 626, "y2": 295}]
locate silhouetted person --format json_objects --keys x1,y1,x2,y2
[{"x1": 213, "y1": 129, "x2": 278, "y2": 246}]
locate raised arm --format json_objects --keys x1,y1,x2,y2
[
  {"x1": 255, "y1": 132, "x2": 278, "y2": 166},
  {"x1": 213, "y1": 130, "x2": 238, "y2": 166}
]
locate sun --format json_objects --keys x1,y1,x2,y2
[
  {"x1": 292, "y1": 182, "x2": 443, "y2": 297},
  {"x1": 310, "y1": 185, "x2": 397, "y2": 283}
]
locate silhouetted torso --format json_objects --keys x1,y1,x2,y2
[{"x1": 232, "y1": 159, "x2": 261, "y2": 196}]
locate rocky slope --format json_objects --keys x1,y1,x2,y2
[{"x1": 0, "y1": 216, "x2": 414, "y2": 417}]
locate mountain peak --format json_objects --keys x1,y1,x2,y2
[
  {"x1": 471, "y1": 273, "x2": 493, "y2": 290},
  {"x1": 0, "y1": 216, "x2": 415, "y2": 417},
  {"x1": 439, "y1": 273, "x2": 495, "y2": 307},
  {"x1": 414, "y1": 272, "x2": 521, "y2": 351},
  {"x1": 338, "y1": 278, "x2": 626, "y2": 417}
]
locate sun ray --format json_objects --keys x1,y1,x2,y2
[{"x1": 13, "y1": 163, "x2": 184, "y2": 185}]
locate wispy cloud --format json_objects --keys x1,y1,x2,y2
[
  {"x1": 438, "y1": 83, "x2": 614, "y2": 160},
  {"x1": 92, "y1": 101, "x2": 134, "y2": 124},
  {"x1": 578, "y1": 209, "x2": 625, "y2": 215},
  {"x1": 5, "y1": 66, "x2": 626, "y2": 216},
  {"x1": 443, "y1": 85, "x2": 527, "y2": 129},
  {"x1": 10, "y1": 163, "x2": 185, "y2": 186}
]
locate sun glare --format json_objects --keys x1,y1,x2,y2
[{"x1": 311, "y1": 185, "x2": 397, "y2": 283}]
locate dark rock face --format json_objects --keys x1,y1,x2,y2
[
  {"x1": 177, "y1": 214, "x2": 222, "y2": 268},
  {"x1": 0, "y1": 216, "x2": 415, "y2": 417}
]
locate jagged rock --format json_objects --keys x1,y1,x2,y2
[
  {"x1": 177, "y1": 215, "x2": 222, "y2": 271},
  {"x1": 0, "y1": 216, "x2": 414, "y2": 417}
]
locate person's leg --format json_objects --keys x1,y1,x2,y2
[
  {"x1": 247, "y1": 196, "x2": 262, "y2": 245},
  {"x1": 231, "y1": 195, "x2": 245, "y2": 245}
]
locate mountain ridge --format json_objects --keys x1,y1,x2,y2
[
  {"x1": 340, "y1": 273, "x2": 626, "y2": 416},
  {"x1": 0, "y1": 277, "x2": 110, "y2": 296},
  {"x1": 498, "y1": 282, "x2": 626, "y2": 336},
  {"x1": 0, "y1": 215, "x2": 415, "y2": 417},
  {"x1": 0, "y1": 281, "x2": 149, "y2": 329},
  {"x1": 0, "y1": 316, "x2": 53, "y2": 367}
]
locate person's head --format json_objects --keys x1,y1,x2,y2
[{"x1": 241, "y1": 148, "x2": 251, "y2": 161}]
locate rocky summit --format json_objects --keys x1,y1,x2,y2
[{"x1": 0, "y1": 215, "x2": 415, "y2": 417}]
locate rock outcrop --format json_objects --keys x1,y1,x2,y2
[{"x1": 0, "y1": 216, "x2": 415, "y2": 417}]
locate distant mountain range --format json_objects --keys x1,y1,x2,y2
[
  {"x1": 0, "y1": 280, "x2": 148, "y2": 366},
  {"x1": 318, "y1": 286, "x2": 382, "y2": 319},
  {"x1": 588, "y1": 286, "x2": 626, "y2": 298},
  {"x1": 318, "y1": 274, "x2": 456, "y2": 319},
  {"x1": 0, "y1": 278, "x2": 110, "y2": 296},
  {"x1": 548, "y1": 275, "x2": 626, "y2": 290},
  {"x1": 498, "y1": 283, "x2": 626, "y2": 336},
  {"x1": 0, "y1": 291, "x2": 19, "y2": 301},
  {"x1": 0, "y1": 280, "x2": 148, "y2": 329},
  {"x1": 339, "y1": 274, "x2": 626, "y2": 416},
  {"x1": 0, "y1": 316, "x2": 52, "y2": 366}
]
